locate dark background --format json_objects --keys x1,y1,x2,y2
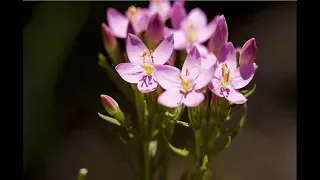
[{"x1": 23, "y1": 1, "x2": 296, "y2": 180}]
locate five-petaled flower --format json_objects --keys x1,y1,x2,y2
[
  {"x1": 209, "y1": 42, "x2": 258, "y2": 104},
  {"x1": 155, "y1": 46, "x2": 214, "y2": 108},
  {"x1": 116, "y1": 33, "x2": 174, "y2": 93},
  {"x1": 107, "y1": 6, "x2": 150, "y2": 38},
  {"x1": 167, "y1": 7, "x2": 216, "y2": 55}
]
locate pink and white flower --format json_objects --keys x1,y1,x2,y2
[
  {"x1": 155, "y1": 46, "x2": 214, "y2": 108},
  {"x1": 208, "y1": 42, "x2": 258, "y2": 104},
  {"x1": 148, "y1": 0, "x2": 171, "y2": 20},
  {"x1": 106, "y1": 6, "x2": 150, "y2": 39},
  {"x1": 115, "y1": 33, "x2": 174, "y2": 93}
]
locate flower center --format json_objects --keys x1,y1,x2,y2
[
  {"x1": 186, "y1": 23, "x2": 197, "y2": 43},
  {"x1": 141, "y1": 49, "x2": 155, "y2": 76},
  {"x1": 221, "y1": 63, "x2": 230, "y2": 88},
  {"x1": 179, "y1": 74, "x2": 192, "y2": 92},
  {"x1": 128, "y1": 6, "x2": 137, "y2": 23},
  {"x1": 143, "y1": 63, "x2": 154, "y2": 76}
]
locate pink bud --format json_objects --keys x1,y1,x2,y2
[
  {"x1": 208, "y1": 15, "x2": 228, "y2": 57},
  {"x1": 240, "y1": 38, "x2": 257, "y2": 65},
  {"x1": 101, "y1": 23, "x2": 117, "y2": 50},
  {"x1": 146, "y1": 13, "x2": 165, "y2": 44},
  {"x1": 169, "y1": 0, "x2": 187, "y2": 29},
  {"x1": 100, "y1": 94, "x2": 125, "y2": 122},
  {"x1": 127, "y1": 21, "x2": 136, "y2": 36}
]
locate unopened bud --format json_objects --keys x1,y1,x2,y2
[
  {"x1": 208, "y1": 15, "x2": 228, "y2": 57},
  {"x1": 100, "y1": 94, "x2": 125, "y2": 123},
  {"x1": 146, "y1": 13, "x2": 164, "y2": 45},
  {"x1": 77, "y1": 168, "x2": 88, "y2": 180},
  {"x1": 101, "y1": 23, "x2": 117, "y2": 50},
  {"x1": 101, "y1": 23, "x2": 122, "y2": 66}
]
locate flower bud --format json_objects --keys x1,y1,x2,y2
[
  {"x1": 101, "y1": 23, "x2": 117, "y2": 50},
  {"x1": 100, "y1": 94, "x2": 125, "y2": 123},
  {"x1": 101, "y1": 23, "x2": 122, "y2": 66},
  {"x1": 240, "y1": 38, "x2": 257, "y2": 66},
  {"x1": 169, "y1": 0, "x2": 187, "y2": 29},
  {"x1": 146, "y1": 13, "x2": 165, "y2": 44},
  {"x1": 208, "y1": 15, "x2": 228, "y2": 57}
]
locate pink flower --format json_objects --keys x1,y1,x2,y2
[
  {"x1": 207, "y1": 15, "x2": 228, "y2": 57},
  {"x1": 167, "y1": 7, "x2": 216, "y2": 54},
  {"x1": 115, "y1": 33, "x2": 174, "y2": 93},
  {"x1": 208, "y1": 42, "x2": 258, "y2": 104},
  {"x1": 155, "y1": 46, "x2": 214, "y2": 108},
  {"x1": 106, "y1": 6, "x2": 150, "y2": 39},
  {"x1": 148, "y1": 0, "x2": 171, "y2": 20}
]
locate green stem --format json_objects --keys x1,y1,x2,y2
[
  {"x1": 194, "y1": 130, "x2": 202, "y2": 162},
  {"x1": 158, "y1": 146, "x2": 169, "y2": 180},
  {"x1": 143, "y1": 142, "x2": 151, "y2": 180}
]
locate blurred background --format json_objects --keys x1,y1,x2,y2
[{"x1": 23, "y1": 1, "x2": 296, "y2": 180}]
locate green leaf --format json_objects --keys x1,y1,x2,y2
[
  {"x1": 200, "y1": 155, "x2": 209, "y2": 170},
  {"x1": 167, "y1": 142, "x2": 190, "y2": 157},
  {"x1": 98, "y1": 112, "x2": 121, "y2": 126},
  {"x1": 242, "y1": 84, "x2": 257, "y2": 98},
  {"x1": 176, "y1": 120, "x2": 189, "y2": 127},
  {"x1": 212, "y1": 136, "x2": 232, "y2": 154}
]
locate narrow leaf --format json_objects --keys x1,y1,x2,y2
[{"x1": 98, "y1": 112, "x2": 121, "y2": 126}]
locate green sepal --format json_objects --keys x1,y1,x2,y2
[
  {"x1": 98, "y1": 112, "x2": 121, "y2": 126},
  {"x1": 168, "y1": 142, "x2": 190, "y2": 157},
  {"x1": 212, "y1": 136, "x2": 232, "y2": 154}
]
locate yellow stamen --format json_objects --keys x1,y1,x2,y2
[
  {"x1": 128, "y1": 6, "x2": 137, "y2": 23},
  {"x1": 221, "y1": 63, "x2": 230, "y2": 88},
  {"x1": 186, "y1": 22, "x2": 197, "y2": 43},
  {"x1": 141, "y1": 49, "x2": 154, "y2": 63},
  {"x1": 143, "y1": 63, "x2": 154, "y2": 75},
  {"x1": 179, "y1": 74, "x2": 192, "y2": 92}
]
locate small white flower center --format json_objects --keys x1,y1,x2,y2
[{"x1": 221, "y1": 63, "x2": 231, "y2": 88}]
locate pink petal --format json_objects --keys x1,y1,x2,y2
[
  {"x1": 135, "y1": 9, "x2": 151, "y2": 33},
  {"x1": 153, "y1": 34, "x2": 174, "y2": 64},
  {"x1": 240, "y1": 38, "x2": 257, "y2": 65},
  {"x1": 153, "y1": 64, "x2": 182, "y2": 90},
  {"x1": 182, "y1": 46, "x2": 201, "y2": 81},
  {"x1": 149, "y1": 0, "x2": 171, "y2": 20},
  {"x1": 169, "y1": 0, "x2": 187, "y2": 29},
  {"x1": 187, "y1": 8, "x2": 207, "y2": 28},
  {"x1": 115, "y1": 63, "x2": 144, "y2": 83},
  {"x1": 231, "y1": 63, "x2": 257, "y2": 89},
  {"x1": 137, "y1": 75, "x2": 158, "y2": 93},
  {"x1": 218, "y1": 42, "x2": 237, "y2": 71},
  {"x1": 187, "y1": 43, "x2": 208, "y2": 56},
  {"x1": 222, "y1": 88, "x2": 247, "y2": 104},
  {"x1": 208, "y1": 77, "x2": 223, "y2": 97},
  {"x1": 207, "y1": 15, "x2": 228, "y2": 55},
  {"x1": 201, "y1": 52, "x2": 217, "y2": 70},
  {"x1": 126, "y1": 34, "x2": 148, "y2": 64},
  {"x1": 197, "y1": 19, "x2": 217, "y2": 43},
  {"x1": 158, "y1": 89, "x2": 184, "y2": 108},
  {"x1": 127, "y1": 21, "x2": 136, "y2": 35},
  {"x1": 193, "y1": 64, "x2": 215, "y2": 90},
  {"x1": 172, "y1": 30, "x2": 187, "y2": 49},
  {"x1": 107, "y1": 8, "x2": 129, "y2": 39},
  {"x1": 183, "y1": 90, "x2": 205, "y2": 107}
]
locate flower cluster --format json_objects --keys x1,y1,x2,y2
[{"x1": 97, "y1": 1, "x2": 258, "y2": 180}]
